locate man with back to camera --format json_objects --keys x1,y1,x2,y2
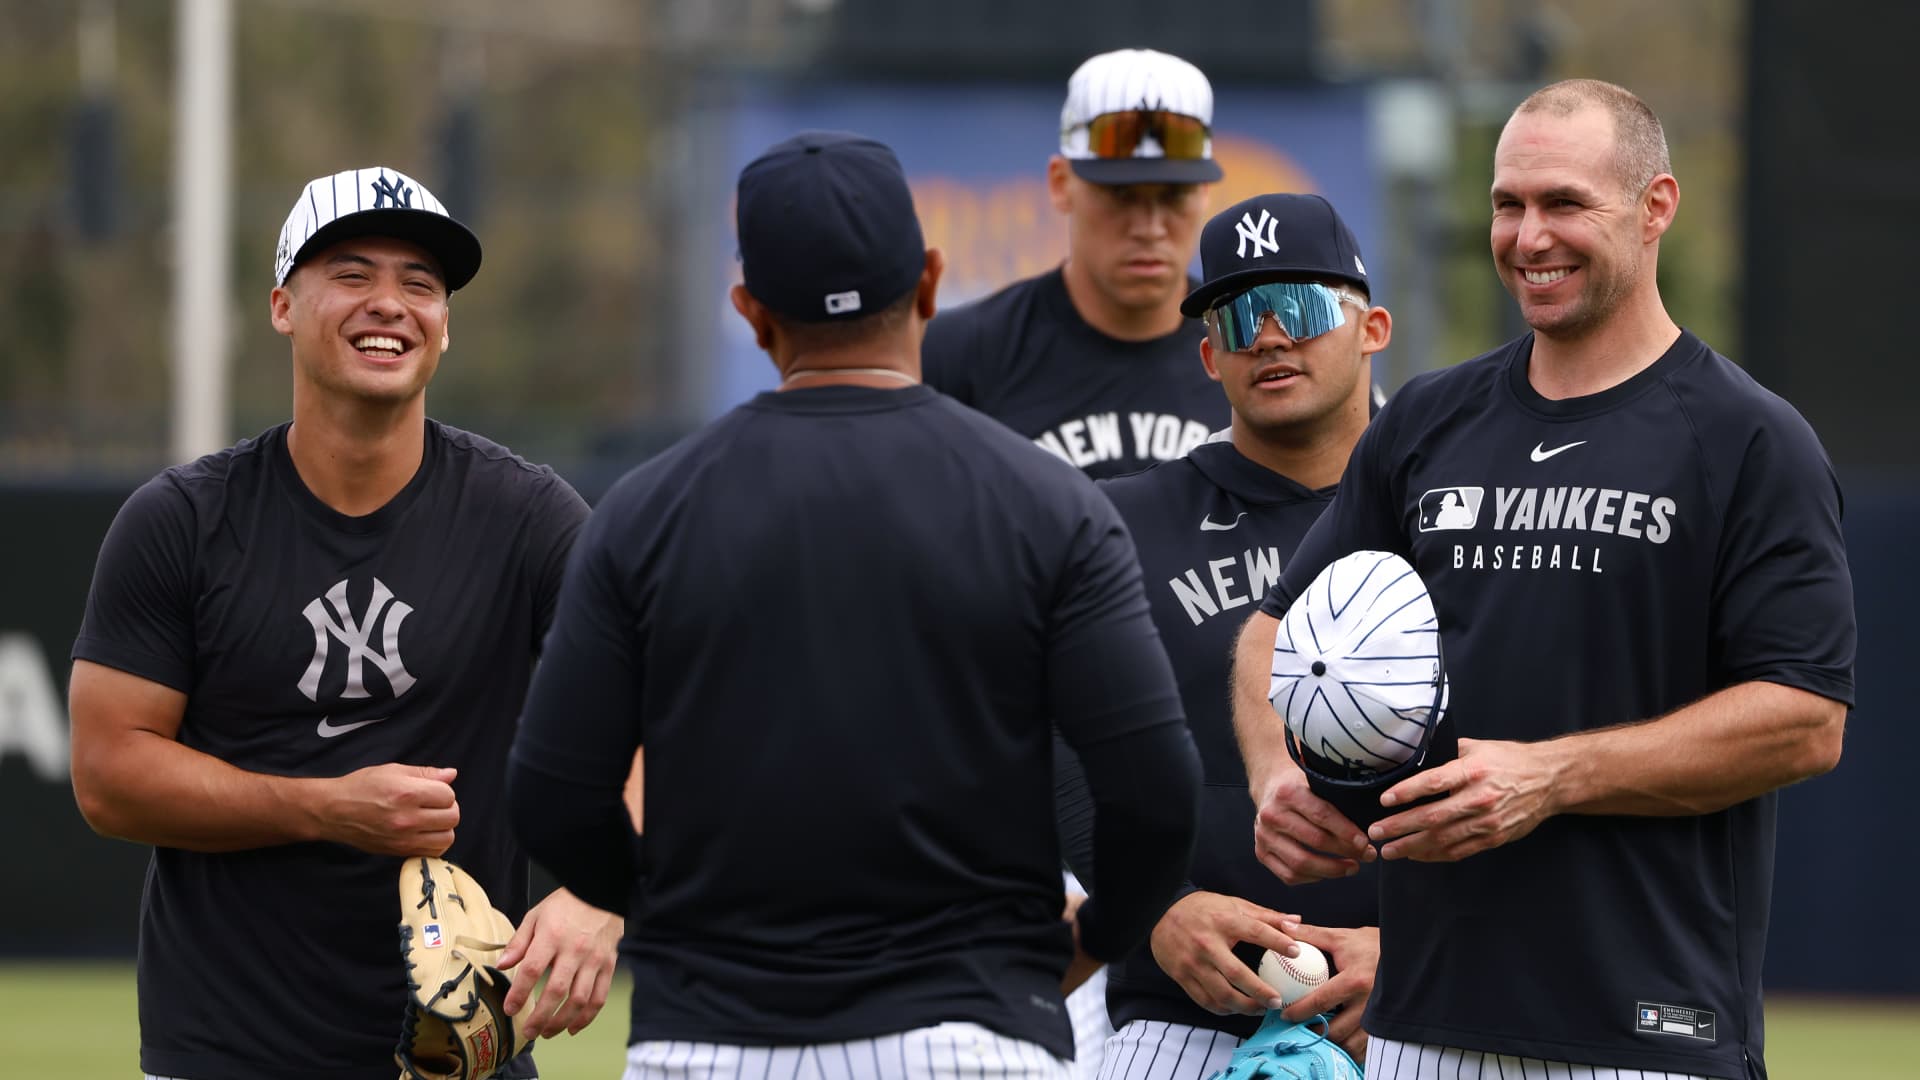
[
  {"x1": 1230, "y1": 79, "x2": 1855, "y2": 1080},
  {"x1": 922, "y1": 49, "x2": 1227, "y2": 1072},
  {"x1": 1064, "y1": 192, "x2": 1391, "y2": 1079},
  {"x1": 67, "y1": 166, "x2": 622, "y2": 1080},
  {"x1": 923, "y1": 47, "x2": 1228, "y2": 479},
  {"x1": 505, "y1": 130, "x2": 1203, "y2": 1080}
]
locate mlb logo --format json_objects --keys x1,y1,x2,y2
[
  {"x1": 824, "y1": 290, "x2": 862, "y2": 315},
  {"x1": 1417, "y1": 486, "x2": 1484, "y2": 532},
  {"x1": 1641, "y1": 1008, "x2": 1658, "y2": 1023},
  {"x1": 423, "y1": 923, "x2": 444, "y2": 949}
]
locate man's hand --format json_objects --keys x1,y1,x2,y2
[
  {"x1": 1368, "y1": 738, "x2": 1561, "y2": 862},
  {"x1": 1277, "y1": 922, "x2": 1379, "y2": 1063},
  {"x1": 1150, "y1": 891, "x2": 1300, "y2": 1016},
  {"x1": 317, "y1": 764, "x2": 460, "y2": 855},
  {"x1": 1235, "y1": 612, "x2": 1371, "y2": 884},
  {"x1": 1061, "y1": 891, "x2": 1102, "y2": 995},
  {"x1": 498, "y1": 888, "x2": 624, "y2": 1038},
  {"x1": 1250, "y1": 760, "x2": 1374, "y2": 885}
]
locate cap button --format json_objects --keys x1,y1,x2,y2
[{"x1": 1311, "y1": 660, "x2": 1327, "y2": 677}]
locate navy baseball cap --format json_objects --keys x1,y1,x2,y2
[
  {"x1": 736, "y1": 131, "x2": 926, "y2": 322},
  {"x1": 1179, "y1": 193, "x2": 1370, "y2": 318}
]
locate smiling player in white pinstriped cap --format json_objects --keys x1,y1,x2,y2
[{"x1": 73, "y1": 164, "x2": 621, "y2": 1080}]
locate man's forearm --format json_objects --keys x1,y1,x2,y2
[
  {"x1": 74, "y1": 728, "x2": 329, "y2": 850},
  {"x1": 1545, "y1": 680, "x2": 1845, "y2": 817},
  {"x1": 1076, "y1": 723, "x2": 1201, "y2": 962},
  {"x1": 1231, "y1": 611, "x2": 1287, "y2": 793}
]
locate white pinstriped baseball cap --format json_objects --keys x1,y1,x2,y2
[
  {"x1": 1267, "y1": 549, "x2": 1456, "y2": 830},
  {"x1": 273, "y1": 166, "x2": 482, "y2": 290},
  {"x1": 1271, "y1": 549, "x2": 1449, "y2": 775},
  {"x1": 1059, "y1": 49, "x2": 1223, "y2": 185}
]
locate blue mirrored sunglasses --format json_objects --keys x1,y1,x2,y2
[{"x1": 1202, "y1": 281, "x2": 1369, "y2": 353}]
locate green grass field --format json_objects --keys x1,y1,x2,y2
[{"x1": 2, "y1": 962, "x2": 1914, "y2": 1078}]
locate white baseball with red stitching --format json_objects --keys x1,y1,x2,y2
[{"x1": 1258, "y1": 943, "x2": 1330, "y2": 1007}]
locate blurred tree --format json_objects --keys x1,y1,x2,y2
[{"x1": 0, "y1": 0, "x2": 1746, "y2": 481}]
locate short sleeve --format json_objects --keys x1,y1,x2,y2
[
  {"x1": 1044, "y1": 493, "x2": 1185, "y2": 748},
  {"x1": 1259, "y1": 402, "x2": 1407, "y2": 617},
  {"x1": 71, "y1": 476, "x2": 200, "y2": 692},
  {"x1": 1710, "y1": 410, "x2": 1856, "y2": 705}
]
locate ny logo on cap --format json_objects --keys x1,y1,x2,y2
[
  {"x1": 371, "y1": 175, "x2": 414, "y2": 209},
  {"x1": 1235, "y1": 209, "x2": 1280, "y2": 259}
]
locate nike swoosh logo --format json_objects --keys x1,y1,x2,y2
[
  {"x1": 1200, "y1": 512, "x2": 1249, "y2": 532},
  {"x1": 1697, "y1": 1020, "x2": 1713, "y2": 1029},
  {"x1": 1530, "y1": 440, "x2": 1586, "y2": 462},
  {"x1": 316, "y1": 716, "x2": 390, "y2": 738}
]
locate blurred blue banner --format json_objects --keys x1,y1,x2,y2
[{"x1": 701, "y1": 80, "x2": 1379, "y2": 417}]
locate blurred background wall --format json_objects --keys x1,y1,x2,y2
[{"x1": 1, "y1": 0, "x2": 1913, "y2": 996}]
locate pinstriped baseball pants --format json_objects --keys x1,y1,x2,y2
[
  {"x1": 1363, "y1": 1037, "x2": 1723, "y2": 1080},
  {"x1": 1092, "y1": 1020, "x2": 1241, "y2": 1080},
  {"x1": 623, "y1": 1022, "x2": 1072, "y2": 1080}
]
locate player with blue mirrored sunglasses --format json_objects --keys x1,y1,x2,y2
[{"x1": 1200, "y1": 281, "x2": 1372, "y2": 354}]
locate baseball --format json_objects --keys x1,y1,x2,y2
[{"x1": 1258, "y1": 943, "x2": 1330, "y2": 1006}]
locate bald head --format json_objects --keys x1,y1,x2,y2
[{"x1": 1513, "y1": 79, "x2": 1671, "y2": 200}]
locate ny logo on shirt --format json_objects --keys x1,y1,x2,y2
[
  {"x1": 1235, "y1": 209, "x2": 1280, "y2": 259},
  {"x1": 297, "y1": 578, "x2": 417, "y2": 702}
]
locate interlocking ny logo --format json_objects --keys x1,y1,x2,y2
[
  {"x1": 1235, "y1": 209, "x2": 1280, "y2": 259},
  {"x1": 370, "y1": 175, "x2": 414, "y2": 209},
  {"x1": 298, "y1": 579, "x2": 417, "y2": 702}
]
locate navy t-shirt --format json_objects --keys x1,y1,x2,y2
[
  {"x1": 1098, "y1": 438, "x2": 1378, "y2": 1037},
  {"x1": 509, "y1": 384, "x2": 1197, "y2": 1059},
  {"x1": 923, "y1": 267, "x2": 1229, "y2": 478},
  {"x1": 72, "y1": 420, "x2": 587, "y2": 1080},
  {"x1": 1258, "y1": 331, "x2": 1856, "y2": 1077}
]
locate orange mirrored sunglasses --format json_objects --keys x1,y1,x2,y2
[{"x1": 1080, "y1": 109, "x2": 1210, "y2": 161}]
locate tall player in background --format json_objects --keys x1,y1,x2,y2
[
  {"x1": 923, "y1": 47, "x2": 1227, "y2": 479},
  {"x1": 67, "y1": 167, "x2": 621, "y2": 1080},
  {"x1": 506, "y1": 131, "x2": 1202, "y2": 1080},
  {"x1": 1232, "y1": 80, "x2": 1854, "y2": 1080},
  {"x1": 1066, "y1": 193, "x2": 1388, "y2": 1079},
  {"x1": 922, "y1": 49, "x2": 1225, "y2": 1075}
]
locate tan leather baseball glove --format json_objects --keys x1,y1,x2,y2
[{"x1": 396, "y1": 856, "x2": 525, "y2": 1080}]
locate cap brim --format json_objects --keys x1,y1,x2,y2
[
  {"x1": 1180, "y1": 265, "x2": 1370, "y2": 318},
  {"x1": 1302, "y1": 718, "x2": 1457, "y2": 831},
  {"x1": 289, "y1": 209, "x2": 483, "y2": 292},
  {"x1": 1067, "y1": 157, "x2": 1223, "y2": 186}
]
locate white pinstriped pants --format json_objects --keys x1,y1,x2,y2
[
  {"x1": 1061, "y1": 871, "x2": 1116, "y2": 1080},
  {"x1": 622, "y1": 1022, "x2": 1072, "y2": 1080},
  {"x1": 1363, "y1": 1037, "x2": 1724, "y2": 1080},
  {"x1": 1092, "y1": 1020, "x2": 1241, "y2": 1080},
  {"x1": 1066, "y1": 965, "x2": 1116, "y2": 1080}
]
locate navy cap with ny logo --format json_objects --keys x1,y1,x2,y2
[{"x1": 1180, "y1": 192, "x2": 1370, "y2": 318}]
